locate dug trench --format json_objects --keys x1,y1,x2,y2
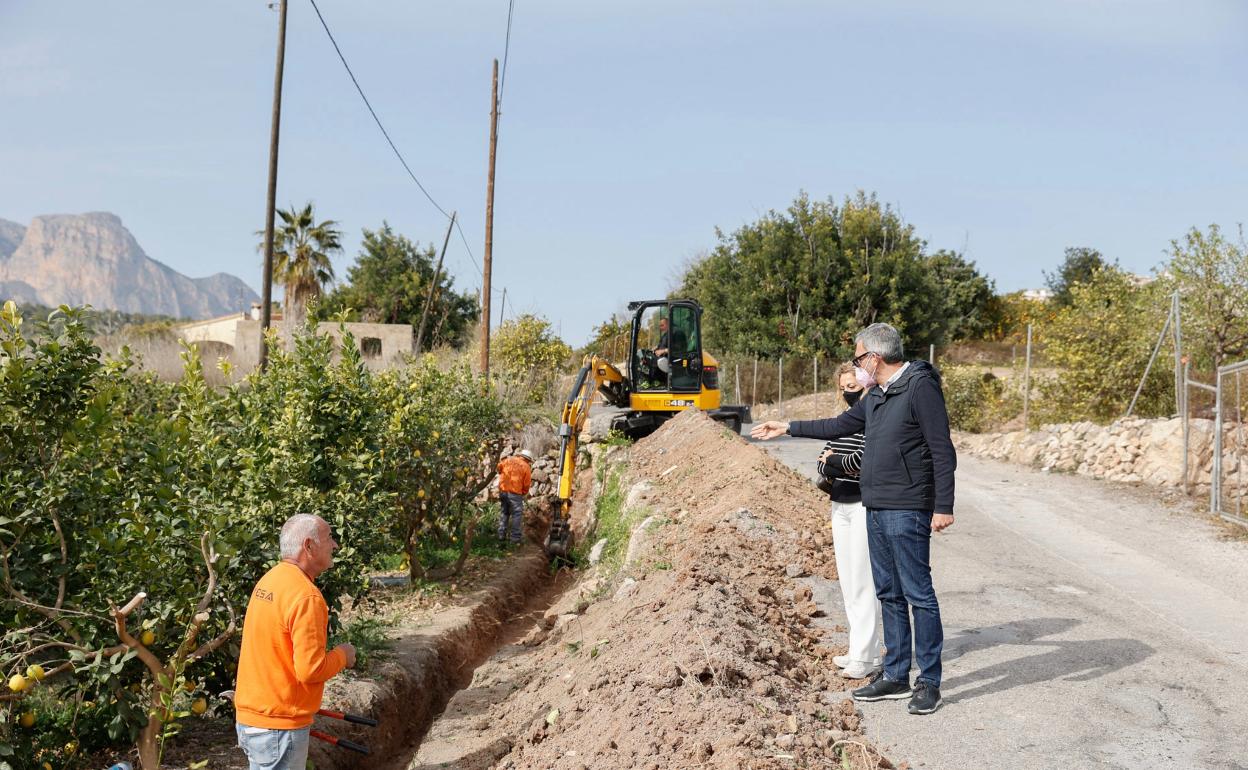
[{"x1": 275, "y1": 410, "x2": 891, "y2": 769}]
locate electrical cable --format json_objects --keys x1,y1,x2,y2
[
  {"x1": 498, "y1": 0, "x2": 516, "y2": 109},
  {"x1": 306, "y1": 0, "x2": 479, "y2": 272}
]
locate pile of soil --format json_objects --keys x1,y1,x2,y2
[{"x1": 404, "y1": 409, "x2": 891, "y2": 769}]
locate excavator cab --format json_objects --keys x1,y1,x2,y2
[
  {"x1": 631, "y1": 302, "x2": 700, "y2": 393},
  {"x1": 613, "y1": 299, "x2": 749, "y2": 437}
]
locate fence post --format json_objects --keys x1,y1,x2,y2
[
  {"x1": 1172, "y1": 290, "x2": 1183, "y2": 418},
  {"x1": 1022, "y1": 324, "x2": 1033, "y2": 433},
  {"x1": 1214, "y1": 367, "x2": 1222, "y2": 516},
  {"x1": 735, "y1": 363, "x2": 741, "y2": 407},
  {"x1": 752, "y1": 358, "x2": 758, "y2": 410},
  {"x1": 778, "y1": 356, "x2": 785, "y2": 417},
  {"x1": 813, "y1": 356, "x2": 819, "y2": 416},
  {"x1": 929, "y1": 343, "x2": 935, "y2": 364},
  {"x1": 1183, "y1": 359, "x2": 1191, "y2": 494}
]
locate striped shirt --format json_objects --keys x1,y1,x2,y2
[{"x1": 816, "y1": 433, "x2": 865, "y2": 481}]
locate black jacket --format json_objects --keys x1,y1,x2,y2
[{"x1": 790, "y1": 361, "x2": 956, "y2": 513}]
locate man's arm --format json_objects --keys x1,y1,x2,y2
[
  {"x1": 790, "y1": 398, "x2": 867, "y2": 440},
  {"x1": 519, "y1": 463, "x2": 532, "y2": 495},
  {"x1": 289, "y1": 596, "x2": 350, "y2": 685},
  {"x1": 751, "y1": 401, "x2": 867, "y2": 441},
  {"x1": 913, "y1": 376, "x2": 957, "y2": 528}
]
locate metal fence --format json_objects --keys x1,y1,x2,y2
[{"x1": 1215, "y1": 359, "x2": 1248, "y2": 527}]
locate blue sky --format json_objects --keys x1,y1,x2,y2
[{"x1": 1, "y1": 0, "x2": 1245, "y2": 345}]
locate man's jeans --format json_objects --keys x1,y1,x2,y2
[
  {"x1": 236, "y1": 723, "x2": 309, "y2": 770},
  {"x1": 866, "y1": 508, "x2": 943, "y2": 687},
  {"x1": 499, "y1": 492, "x2": 524, "y2": 543}
]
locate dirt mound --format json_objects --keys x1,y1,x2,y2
[{"x1": 406, "y1": 409, "x2": 890, "y2": 769}]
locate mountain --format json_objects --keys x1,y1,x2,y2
[
  {"x1": 0, "y1": 212, "x2": 258, "y2": 319},
  {"x1": 0, "y1": 218, "x2": 24, "y2": 259}
]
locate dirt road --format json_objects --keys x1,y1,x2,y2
[{"x1": 751, "y1": 429, "x2": 1248, "y2": 769}]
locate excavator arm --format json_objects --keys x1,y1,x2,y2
[{"x1": 544, "y1": 355, "x2": 628, "y2": 558}]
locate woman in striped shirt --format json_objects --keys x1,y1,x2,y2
[{"x1": 816, "y1": 363, "x2": 883, "y2": 679}]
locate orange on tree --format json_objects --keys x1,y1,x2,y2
[
  {"x1": 7, "y1": 674, "x2": 27, "y2": 693},
  {"x1": 191, "y1": 698, "x2": 208, "y2": 715},
  {"x1": 140, "y1": 629, "x2": 156, "y2": 646},
  {"x1": 19, "y1": 711, "x2": 35, "y2": 728}
]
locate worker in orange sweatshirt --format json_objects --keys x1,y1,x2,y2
[
  {"x1": 497, "y1": 449, "x2": 534, "y2": 545},
  {"x1": 233, "y1": 513, "x2": 357, "y2": 770}
]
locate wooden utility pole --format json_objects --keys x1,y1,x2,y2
[
  {"x1": 258, "y1": 0, "x2": 289, "y2": 371},
  {"x1": 479, "y1": 58, "x2": 500, "y2": 375},
  {"x1": 415, "y1": 211, "x2": 456, "y2": 354}
]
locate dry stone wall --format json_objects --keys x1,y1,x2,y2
[{"x1": 956, "y1": 417, "x2": 1244, "y2": 501}]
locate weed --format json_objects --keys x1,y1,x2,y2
[
  {"x1": 329, "y1": 615, "x2": 395, "y2": 671},
  {"x1": 603, "y1": 429, "x2": 633, "y2": 448}
]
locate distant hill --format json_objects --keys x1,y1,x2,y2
[{"x1": 0, "y1": 212, "x2": 258, "y2": 319}]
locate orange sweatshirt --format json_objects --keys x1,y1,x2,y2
[
  {"x1": 497, "y1": 455, "x2": 532, "y2": 495},
  {"x1": 234, "y1": 561, "x2": 347, "y2": 729}
]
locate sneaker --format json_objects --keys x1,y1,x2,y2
[
  {"x1": 833, "y1": 655, "x2": 851, "y2": 669},
  {"x1": 851, "y1": 671, "x2": 911, "y2": 701},
  {"x1": 839, "y1": 661, "x2": 882, "y2": 679},
  {"x1": 908, "y1": 682, "x2": 942, "y2": 715}
]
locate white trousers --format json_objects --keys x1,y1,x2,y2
[{"x1": 831, "y1": 499, "x2": 883, "y2": 665}]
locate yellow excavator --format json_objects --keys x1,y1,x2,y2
[{"x1": 544, "y1": 299, "x2": 751, "y2": 557}]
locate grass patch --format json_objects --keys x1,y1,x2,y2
[
  {"x1": 574, "y1": 467, "x2": 630, "y2": 568},
  {"x1": 329, "y1": 614, "x2": 396, "y2": 671}
]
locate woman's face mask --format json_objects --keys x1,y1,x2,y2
[{"x1": 843, "y1": 388, "x2": 862, "y2": 407}]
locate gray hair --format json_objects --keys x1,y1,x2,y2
[
  {"x1": 280, "y1": 513, "x2": 325, "y2": 559},
  {"x1": 855, "y1": 323, "x2": 905, "y2": 363}
]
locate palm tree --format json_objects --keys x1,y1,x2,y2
[{"x1": 257, "y1": 203, "x2": 342, "y2": 327}]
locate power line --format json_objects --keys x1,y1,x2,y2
[
  {"x1": 498, "y1": 0, "x2": 516, "y2": 109},
  {"x1": 306, "y1": 0, "x2": 478, "y2": 270}
]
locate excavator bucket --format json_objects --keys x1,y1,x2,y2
[{"x1": 544, "y1": 510, "x2": 574, "y2": 560}]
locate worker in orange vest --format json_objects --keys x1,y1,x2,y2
[{"x1": 497, "y1": 449, "x2": 534, "y2": 545}]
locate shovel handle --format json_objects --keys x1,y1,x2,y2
[
  {"x1": 310, "y1": 729, "x2": 370, "y2": 755},
  {"x1": 317, "y1": 708, "x2": 378, "y2": 727}
]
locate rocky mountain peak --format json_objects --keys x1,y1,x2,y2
[{"x1": 0, "y1": 212, "x2": 258, "y2": 319}]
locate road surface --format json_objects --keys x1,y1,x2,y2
[{"x1": 750, "y1": 429, "x2": 1248, "y2": 770}]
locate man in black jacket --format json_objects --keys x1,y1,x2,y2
[{"x1": 751, "y1": 323, "x2": 955, "y2": 715}]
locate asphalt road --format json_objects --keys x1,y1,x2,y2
[{"x1": 749, "y1": 429, "x2": 1248, "y2": 770}]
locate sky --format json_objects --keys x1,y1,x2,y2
[{"x1": 1, "y1": 0, "x2": 1245, "y2": 346}]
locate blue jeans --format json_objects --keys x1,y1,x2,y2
[
  {"x1": 867, "y1": 508, "x2": 943, "y2": 687},
  {"x1": 235, "y1": 723, "x2": 309, "y2": 770},
  {"x1": 499, "y1": 492, "x2": 524, "y2": 543}
]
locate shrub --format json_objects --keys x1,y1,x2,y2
[{"x1": 0, "y1": 304, "x2": 512, "y2": 768}]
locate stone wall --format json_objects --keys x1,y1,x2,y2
[{"x1": 956, "y1": 417, "x2": 1245, "y2": 501}]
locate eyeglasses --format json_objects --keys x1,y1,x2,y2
[{"x1": 851, "y1": 351, "x2": 877, "y2": 368}]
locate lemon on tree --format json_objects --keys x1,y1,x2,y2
[
  {"x1": 7, "y1": 673, "x2": 27, "y2": 693},
  {"x1": 140, "y1": 629, "x2": 156, "y2": 646},
  {"x1": 191, "y1": 697, "x2": 208, "y2": 715},
  {"x1": 25, "y1": 664, "x2": 45, "y2": 681},
  {"x1": 19, "y1": 711, "x2": 35, "y2": 728}
]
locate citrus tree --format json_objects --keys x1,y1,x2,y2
[{"x1": 492, "y1": 314, "x2": 573, "y2": 404}]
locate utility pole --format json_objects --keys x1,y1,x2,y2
[
  {"x1": 259, "y1": 0, "x2": 289, "y2": 371},
  {"x1": 415, "y1": 211, "x2": 456, "y2": 354},
  {"x1": 479, "y1": 58, "x2": 500, "y2": 376}
]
